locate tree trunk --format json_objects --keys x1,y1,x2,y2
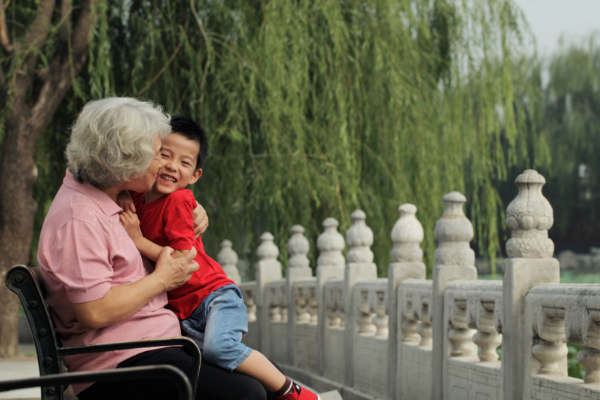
[
  {"x1": 0, "y1": 107, "x2": 40, "y2": 357},
  {"x1": 0, "y1": 0, "x2": 95, "y2": 357}
]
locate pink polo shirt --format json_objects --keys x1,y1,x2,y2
[{"x1": 37, "y1": 170, "x2": 181, "y2": 394}]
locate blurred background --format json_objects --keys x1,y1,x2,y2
[
  {"x1": 0, "y1": 0, "x2": 599, "y2": 357},
  {"x1": 2, "y1": 0, "x2": 600, "y2": 275}
]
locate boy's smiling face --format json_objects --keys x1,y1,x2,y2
[{"x1": 153, "y1": 132, "x2": 203, "y2": 196}]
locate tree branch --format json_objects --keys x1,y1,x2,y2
[
  {"x1": 0, "y1": 0, "x2": 12, "y2": 53},
  {"x1": 70, "y1": 0, "x2": 92, "y2": 55},
  {"x1": 59, "y1": 0, "x2": 73, "y2": 43},
  {"x1": 30, "y1": 0, "x2": 94, "y2": 126},
  {"x1": 17, "y1": 0, "x2": 57, "y2": 52},
  {"x1": 136, "y1": 41, "x2": 183, "y2": 95}
]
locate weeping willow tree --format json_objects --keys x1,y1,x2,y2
[
  {"x1": 1, "y1": 0, "x2": 543, "y2": 355},
  {"x1": 102, "y1": 0, "x2": 542, "y2": 273}
]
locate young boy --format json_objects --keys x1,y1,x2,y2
[{"x1": 118, "y1": 117, "x2": 319, "y2": 400}]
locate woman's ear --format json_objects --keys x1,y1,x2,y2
[{"x1": 189, "y1": 168, "x2": 203, "y2": 185}]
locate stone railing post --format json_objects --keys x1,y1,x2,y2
[
  {"x1": 255, "y1": 232, "x2": 283, "y2": 353},
  {"x1": 344, "y1": 210, "x2": 377, "y2": 387},
  {"x1": 502, "y1": 170, "x2": 560, "y2": 400},
  {"x1": 316, "y1": 218, "x2": 345, "y2": 375},
  {"x1": 387, "y1": 204, "x2": 426, "y2": 399},
  {"x1": 286, "y1": 225, "x2": 312, "y2": 365},
  {"x1": 217, "y1": 240, "x2": 241, "y2": 285},
  {"x1": 431, "y1": 192, "x2": 477, "y2": 400}
]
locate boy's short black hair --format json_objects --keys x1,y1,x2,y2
[{"x1": 169, "y1": 116, "x2": 209, "y2": 171}]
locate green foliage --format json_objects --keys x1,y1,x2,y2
[
  {"x1": 539, "y1": 35, "x2": 600, "y2": 243},
  {"x1": 6, "y1": 0, "x2": 542, "y2": 275},
  {"x1": 567, "y1": 344, "x2": 585, "y2": 379}
]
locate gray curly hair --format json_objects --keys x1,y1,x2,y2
[{"x1": 66, "y1": 97, "x2": 171, "y2": 188}]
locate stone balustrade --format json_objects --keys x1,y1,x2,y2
[
  {"x1": 216, "y1": 169, "x2": 600, "y2": 400},
  {"x1": 523, "y1": 284, "x2": 600, "y2": 398}
]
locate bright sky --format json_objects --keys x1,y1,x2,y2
[{"x1": 513, "y1": 0, "x2": 600, "y2": 57}]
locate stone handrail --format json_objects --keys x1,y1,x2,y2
[
  {"x1": 293, "y1": 278, "x2": 318, "y2": 325},
  {"x1": 266, "y1": 280, "x2": 287, "y2": 324},
  {"x1": 525, "y1": 284, "x2": 600, "y2": 386},
  {"x1": 445, "y1": 280, "x2": 502, "y2": 362},
  {"x1": 354, "y1": 279, "x2": 388, "y2": 338},
  {"x1": 215, "y1": 169, "x2": 600, "y2": 400}
]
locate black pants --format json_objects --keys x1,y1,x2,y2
[{"x1": 78, "y1": 348, "x2": 279, "y2": 400}]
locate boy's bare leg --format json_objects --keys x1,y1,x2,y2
[{"x1": 235, "y1": 350, "x2": 286, "y2": 392}]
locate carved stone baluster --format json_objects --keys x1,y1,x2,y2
[
  {"x1": 269, "y1": 287, "x2": 281, "y2": 323},
  {"x1": 532, "y1": 307, "x2": 568, "y2": 375},
  {"x1": 217, "y1": 240, "x2": 241, "y2": 285},
  {"x1": 432, "y1": 192, "x2": 477, "y2": 400},
  {"x1": 255, "y1": 231, "x2": 283, "y2": 353},
  {"x1": 390, "y1": 204, "x2": 424, "y2": 263},
  {"x1": 308, "y1": 287, "x2": 318, "y2": 324},
  {"x1": 449, "y1": 299, "x2": 476, "y2": 357},
  {"x1": 286, "y1": 225, "x2": 312, "y2": 364},
  {"x1": 316, "y1": 218, "x2": 346, "y2": 374},
  {"x1": 327, "y1": 288, "x2": 341, "y2": 327},
  {"x1": 401, "y1": 305, "x2": 420, "y2": 343},
  {"x1": 318, "y1": 218, "x2": 346, "y2": 269},
  {"x1": 532, "y1": 340, "x2": 568, "y2": 375},
  {"x1": 336, "y1": 287, "x2": 345, "y2": 329},
  {"x1": 344, "y1": 210, "x2": 377, "y2": 386},
  {"x1": 577, "y1": 347, "x2": 600, "y2": 383},
  {"x1": 417, "y1": 304, "x2": 433, "y2": 348},
  {"x1": 245, "y1": 290, "x2": 257, "y2": 323},
  {"x1": 280, "y1": 286, "x2": 288, "y2": 323},
  {"x1": 288, "y1": 225, "x2": 311, "y2": 271},
  {"x1": 502, "y1": 170, "x2": 560, "y2": 400},
  {"x1": 357, "y1": 289, "x2": 376, "y2": 334},
  {"x1": 402, "y1": 318, "x2": 419, "y2": 342},
  {"x1": 295, "y1": 287, "x2": 310, "y2": 323},
  {"x1": 373, "y1": 290, "x2": 389, "y2": 338},
  {"x1": 473, "y1": 331, "x2": 502, "y2": 362},
  {"x1": 388, "y1": 204, "x2": 426, "y2": 399},
  {"x1": 473, "y1": 301, "x2": 502, "y2": 362}
]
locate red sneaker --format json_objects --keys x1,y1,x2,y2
[{"x1": 276, "y1": 382, "x2": 321, "y2": 400}]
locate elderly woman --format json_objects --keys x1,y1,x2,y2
[{"x1": 38, "y1": 98, "x2": 277, "y2": 400}]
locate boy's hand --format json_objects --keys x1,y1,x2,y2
[
  {"x1": 120, "y1": 210, "x2": 142, "y2": 241},
  {"x1": 192, "y1": 202, "x2": 208, "y2": 238},
  {"x1": 117, "y1": 190, "x2": 136, "y2": 213}
]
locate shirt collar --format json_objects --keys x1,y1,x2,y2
[{"x1": 62, "y1": 169, "x2": 123, "y2": 217}]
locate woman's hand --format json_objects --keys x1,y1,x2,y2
[
  {"x1": 154, "y1": 246, "x2": 199, "y2": 292},
  {"x1": 116, "y1": 190, "x2": 136, "y2": 213},
  {"x1": 71, "y1": 247, "x2": 199, "y2": 330},
  {"x1": 119, "y1": 210, "x2": 142, "y2": 242},
  {"x1": 192, "y1": 202, "x2": 209, "y2": 238}
]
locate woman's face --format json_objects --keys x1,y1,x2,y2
[{"x1": 124, "y1": 135, "x2": 163, "y2": 193}]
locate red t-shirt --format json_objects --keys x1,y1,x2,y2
[{"x1": 130, "y1": 189, "x2": 234, "y2": 320}]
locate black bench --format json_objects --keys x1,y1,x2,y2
[{"x1": 2, "y1": 264, "x2": 201, "y2": 400}]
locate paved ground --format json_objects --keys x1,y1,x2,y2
[
  {"x1": 0, "y1": 344, "x2": 341, "y2": 399},
  {"x1": 0, "y1": 345, "x2": 40, "y2": 399}
]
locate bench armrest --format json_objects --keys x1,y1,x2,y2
[
  {"x1": 58, "y1": 337, "x2": 200, "y2": 398},
  {"x1": 0, "y1": 365, "x2": 192, "y2": 400}
]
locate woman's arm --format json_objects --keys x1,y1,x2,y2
[{"x1": 71, "y1": 246, "x2": 198, "y2": 330}]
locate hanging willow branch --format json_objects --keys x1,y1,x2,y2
[{"x1": 20, "y1": 0, "x2": 544, "y2": 278}]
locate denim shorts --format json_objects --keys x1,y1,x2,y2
[{"x1": 181, "y1": 284, "x2": 253, "y2": 371}]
